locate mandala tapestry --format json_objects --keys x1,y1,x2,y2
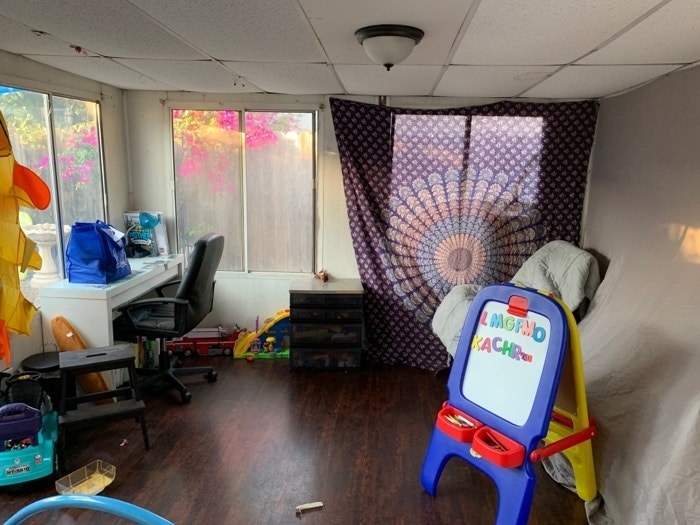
[{"x1": 330, "y1": 98, "x2": 598, "y2": 371}]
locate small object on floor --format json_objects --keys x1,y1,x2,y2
[
  {"x1": 245, "y1": 355, "x2": 254, "y2": 362},
  {"x1": 119, "y1": 438, "x2": 128, "y2": 448},
  {"x1": 295, "y1": 501, "x2": 323, "y2": 517},
  {"x1": 55, "y1": 460, "x2": 115, "y2": 495}
]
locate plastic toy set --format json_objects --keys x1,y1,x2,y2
[{"x1": 234, "y1": 310, "x2": 291, "y2": 359}]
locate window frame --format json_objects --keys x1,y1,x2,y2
[
  {"x1": 167, "y1": 102, "x2": 318, "y2": 274},
  {"x1": 0, "y1": 83, "x2": 108, "y2": 283}
]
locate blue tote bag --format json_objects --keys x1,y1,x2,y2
[{"x1": 66, "y1": 220, "x2": 131, "y2": 284}]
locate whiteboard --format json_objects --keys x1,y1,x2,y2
[{"x1": 461, "y1": 300, "x2": 551, "y2": 426}]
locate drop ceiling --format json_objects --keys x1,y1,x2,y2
[{"x1": 0, "y1": 0, "x2": 697, "y2": 99}]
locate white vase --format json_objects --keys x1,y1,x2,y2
[{"x1": 22, "y1": 223, "x2": 66, "y2": 288}]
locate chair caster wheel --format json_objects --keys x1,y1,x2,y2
[
  {"x1": 206, "y1": 371, "x2": 218, "y2": 382},
  {"x1": 181, "y1": 390, "x2": 192, "y2": 403}
]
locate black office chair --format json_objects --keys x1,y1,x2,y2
[{"x1": 113, "y1": 233, "x2": 224, "y2": 403}]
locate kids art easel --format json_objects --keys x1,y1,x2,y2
[{"x1": 421, "y1": 283, "x2": 596, "y2": 525}]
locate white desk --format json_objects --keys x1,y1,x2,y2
[{"x1": 38, "y1": 255, "x2": 184, "y2": 348}]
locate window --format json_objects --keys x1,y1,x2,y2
[
  {"x1": 171, "y1": 109, "x2": 315, "y2": 273},
  {"x1": 0, "y1": 86, "x2": 106, "y2": 299}
]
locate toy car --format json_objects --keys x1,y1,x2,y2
[
  {"x1": 166, "y1": 325, "x2": 243, "y2": 357},
  {"x1": 0, "y1": 372, "x2": 58, "y2": 487}
]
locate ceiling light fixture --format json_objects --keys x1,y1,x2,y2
[{"x1": 355, "y1": 24, "x2": 424, "y2": 71}]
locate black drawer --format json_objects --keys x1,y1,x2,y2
[
  {"x1": 290, "y1": 293, "x2": 363, "y2": 308},
  {"x1": 291, "y1": 307, "x2": 363, "y2": 321},
  {"x1": 290, "y1": 347, "x2": 362, "y2": 369},
  {"x1": 291, "y1": 322, "x2": 363, "y2": 346},
  {"x1": 290, "y1": 292, "x2": 327, "y2": 307}
]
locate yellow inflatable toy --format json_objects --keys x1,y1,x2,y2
[{"x1": 0, "y1": 110, "x2": 51, "y2": 365}]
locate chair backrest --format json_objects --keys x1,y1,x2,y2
[{"x1": 175, "y1": 233, "x2": 224, "y2": 330}]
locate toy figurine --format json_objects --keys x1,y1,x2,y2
[{"x1": 263, "y1": 336, "x2": 276, "y2": 353}]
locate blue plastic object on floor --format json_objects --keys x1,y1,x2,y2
[{"x1": 3, "y1": 494, "x2": 173, "y2": 525}]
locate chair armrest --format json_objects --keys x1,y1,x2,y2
[
  {"x1": 117, "y1": 297, "x2": 189, "y2": 332},
  {"x1": 154, "y1": 278, "x2": 181, "y2": 297},
  {"x1": 117, "y1": 296, "x2": 187, "y2": 311}
]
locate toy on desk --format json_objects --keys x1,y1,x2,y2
[
  {"x1": 123, "y1": 211, "x2": 166, "y2": 258},
  {"x1": 421, "y1": 283, "x2": 597, "y2": 525}
]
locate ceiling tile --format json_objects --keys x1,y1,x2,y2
[
  {"x1": 335, "y1": 65, "x2": 443, "y2": 96},
  {"x1": 522, "y1": 64, "x2": 680, "y2": 99},
  {"x1": 223, "y1": 62, "x2": 342, "y2": 95},
  {"x1": 25, "y1": 55, "x2": 177, "y2": 90},
  {"x1": 0, "y1": 15, "x2": 79, "y2": 56},
  {"x1": 115, "y1": 59, "x2": 261, "y2": 93},
  {"x1": 0, "y1": 0, "x2": 207, "y2": 59},
  {"x1": 452, "y1": 0, "x2": 661, "y2": 65},
  {"x1": 129, "y1": 0, "x2": 325, "y2": 62},
  {"x1": 434, "y1": 65, "x2": 559, "y2": 97},
  {"x1": 579, "y1": 0, "x2": 700, "y2": 65}
]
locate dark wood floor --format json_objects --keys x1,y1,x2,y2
[{"x1": 0, "y1": 357, "x2": 588, "y2": 524}]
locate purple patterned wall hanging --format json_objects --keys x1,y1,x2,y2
[{"x1": 330, "y1": 98, "x2": 597, "y2": 371}]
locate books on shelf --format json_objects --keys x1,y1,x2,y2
[{"x1": 123, "y1": 211, "x2": 169, "y2": 257}]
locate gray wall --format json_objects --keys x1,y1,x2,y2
[
  {"x1": 584, "y1": 65, "x2": 700, "y2": 266},
  {"x1": 583, "y1": 64, "x2": 700, "y2": 301}
]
